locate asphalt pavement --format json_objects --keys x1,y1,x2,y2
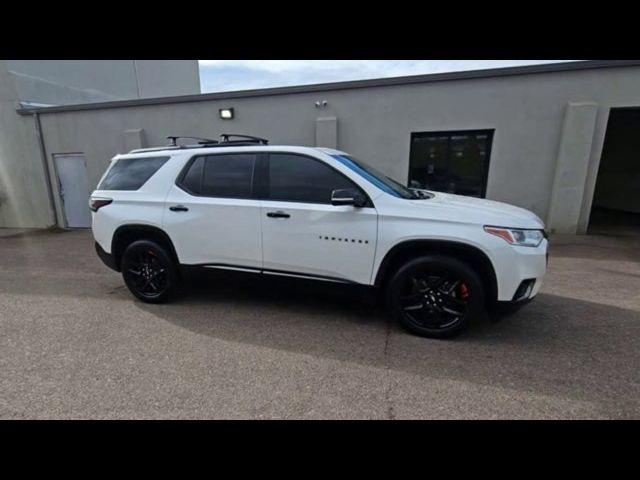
[{"x1": 1, "y1": 228, "x2": 638, "y2": 419}]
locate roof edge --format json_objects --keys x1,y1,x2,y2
[{"x1": 16, "y1": 60, "x2": 640, "y2": 116}]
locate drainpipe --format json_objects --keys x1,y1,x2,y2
[
  {"x1": 33, "y1": 112, "x2": 59, "y2": 227},
  {"x1": 133, "y1": 60, "x2": 141, "y2": 98}
]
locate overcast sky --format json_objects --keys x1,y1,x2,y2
[{"x1": 198, "y1": 60, "x2": 578, "y2": 93}]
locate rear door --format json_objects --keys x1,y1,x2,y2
[
  {"x1": 259, "y1": 153, "x2": 378, "y2": 284},
  {"x1": 162, "y1": 152, "x2": 262, "y2": 268}
]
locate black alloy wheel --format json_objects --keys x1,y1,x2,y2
[
  {"x1": 386, "y1": 255, "x2": 484, "y2": 338},
  {"x1": 121, "y1": 240, "x2": 178, "y2": 303},
  {"x1": 400, "y1": 275, "x2": 470, "y2": 330}
]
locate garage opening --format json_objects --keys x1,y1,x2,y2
[{"x1": 588, "y1": 108, "x2": 640, "y2": 235}]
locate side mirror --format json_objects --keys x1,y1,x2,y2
[{"x1": 331, "y1": 189, "x2": 367, "y2": 208}]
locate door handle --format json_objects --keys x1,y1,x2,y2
[
  {"x1": 266, "y1": 211, "x2": 290, "y2": 219},
  {"x1": 169, "y1": 205, "x2": 189, "y2": 212}
]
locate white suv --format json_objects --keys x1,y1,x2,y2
[{"x1": 91, "y1": 135, "x2": 548, "y2": 338}]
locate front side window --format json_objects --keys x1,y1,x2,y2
[
  {"x1": 267, "y1": 153, "x2": 361, "y2": 204},
  {"x1": 178, "y1": 153, "x2": 256, "y2": 198},
  {"x1": 99, "y1": 156, "x2": 169, "y2": 190},
  {"x1": 331, "y1": 154, "x2": 417, "y2": 199}
]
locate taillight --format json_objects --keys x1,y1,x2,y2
[{"x1": 89, "y1": 197, "x2": 112, "y2": 212}]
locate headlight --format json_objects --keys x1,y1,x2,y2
[{"x1": 484, "y1": 226, "x2": 544, "y2": 247}]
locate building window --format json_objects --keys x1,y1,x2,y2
[{"x1": 409, "y1": 129, "x2": 494, "y2": 198}]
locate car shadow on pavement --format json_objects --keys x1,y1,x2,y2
[
  {"x1": 175, "y1": 269, "x2": 386, "y2": 327},
  {"x1": 132, "y1": 269, "x2": 640, "y2": 416}
]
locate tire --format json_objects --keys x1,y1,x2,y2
[
  {"x1": 385, "y1": 255, "x2": 484, "y2": 339},
  {"x1": 120, "y1": 239, "x2": 179, "y2": 303}
]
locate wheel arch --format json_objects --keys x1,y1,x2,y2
[
  {"x1": 374, "y1": 239, "x2": 498, "y2": 304},
  {"x1": 111, "y1": 224, "x2": 179, "y2": 271}
]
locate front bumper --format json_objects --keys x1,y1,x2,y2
[{"x1": 491, "y1": 239, "x2": 548, "y2": 302}]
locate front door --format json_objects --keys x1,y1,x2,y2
[
  {"x1": 163, "y1": 152, "x2": 262, "y2": 268},
  {"x1": 54, "y1": 154, "x2": 92, "y2": 228},
  {"x1": 259, "y1": 153, "x2": 378, "y2": 284}
]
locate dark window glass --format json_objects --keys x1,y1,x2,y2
[
  {"x1": 99, "y1": 156, "x2": 169, "y2": 190},
  {"x1": 331, "y1": 154, "x2": 416, "y2": 199},
  {"x1": 198, "y1": 154, "x2": 255, "y2": 198},
  {"x1": 267, "y1": 153, "x2": 359, "y2": 204},
  {"x1": 450, "y1": 134, "x2": 487, "y2": 197},
  {"x1": 409, "y1": 130, "x2": 493, "y2": 198},
  {"x1": 180, "y1": 156, "x2": 204, "y2": 193}
]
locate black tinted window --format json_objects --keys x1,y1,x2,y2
[
  {"x1": 99, "y1": 156, "x2": 169, "y2": 190},
  {"x1": 180, "y1": 154, "x2": 255, "y2": 198},
  {"x1": 267, "y1": 154, "x2": 358, "y2": 204},
  {"x1": 180, "y1": 157, "x2": 204, "y2": 194}
]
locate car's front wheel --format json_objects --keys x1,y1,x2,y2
[
  {"x1": 385, "y1": 255, "x2": 484, "y2": 338},
  {"x1": 121, "y1": 239, "x2": 179, "y2": 303}
]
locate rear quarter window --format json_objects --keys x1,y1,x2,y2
[{"x1": 98, "y1": 156, "x2": 169, "y2": 190}]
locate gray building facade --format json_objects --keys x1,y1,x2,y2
[
  {"x1": 6, "y1": 60, "x2": 200, "y2": 105},
  {"x1": 0, "y1": 60, "x2": 200, "y2": 228},
  {"x1": 2, "y1": 60, "x2": 640, "y2": 234}
]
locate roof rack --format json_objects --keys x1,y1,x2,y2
[
  {"x1": 220, "y1": 134, "x2": 269, "y2": 145},
  {"x1": 129, "y1": 134, "x2": 270, "y2": 154},
  {"x1": 167, "y1": 136, "x2": 218, "y2": 146}
]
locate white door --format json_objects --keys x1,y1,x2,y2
[
  {"x1": 54, "y1": 154, "x2": 92, "y2": 228},
  {"x1": 162, "y1": 153, "x2": 262, "y2": 268},
  {"x1": 260, "y1": 153, "x2": 378, "y2": 284}
]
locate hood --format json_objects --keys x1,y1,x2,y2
[{"x1": 408, "y1": 191, "x2": 545, "y2": 229}]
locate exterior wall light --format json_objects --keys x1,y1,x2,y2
[{"x1": 219, "y1": 108, "x2": 234, "y2": 119}]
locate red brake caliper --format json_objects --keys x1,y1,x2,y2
[{"x1": 458, "y1": 282, "x2": 470, "y2": 300}]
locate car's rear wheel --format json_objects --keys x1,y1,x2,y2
[
  {"x1": 121, "y1": 240, "x2": 178, "y2": 303},
  {"x1": 385, "y1": 255, "x2": 484, "y2": 338}
]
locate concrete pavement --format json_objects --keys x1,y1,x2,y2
[{"x1": 1, "y1": 228, "x2": 639, "y2": 419}]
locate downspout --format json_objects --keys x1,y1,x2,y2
[
  {"x1": 33, "y1": 112, "x2": 59, "y2": 227},
  {"x1": 132, "y1": 60, "x2": 141, "y2": 98}
]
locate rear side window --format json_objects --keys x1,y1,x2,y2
[
  {"x1": 267, "y1": 153, "x2": 360, "y2": 204},
  {"x1": 98, "y1": 156, "x2": 169, "y2": 190},
  {"x1": 178, "y1": 154, "x2": 256, "y2": 199},
  {"x1": 180, "y1": 157, "x2": 204, "y2": 193}
]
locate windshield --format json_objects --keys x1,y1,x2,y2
[{"x1": 331, "y1": 154, "x2": 421, "y2": 199}]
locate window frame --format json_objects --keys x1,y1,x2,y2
[
  {"x1": 408, "y1": 129, "x2": 494, "y2": 198},
  {"x1": 175, "y1": 152, "x2": 259, "y2": 200},
  {"x1": 259, "y1": 152, "x2": 374, "y2": 207}
]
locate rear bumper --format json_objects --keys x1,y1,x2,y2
[{"x1": 95, "y1": 242, "x2": 119, "y2": 271}]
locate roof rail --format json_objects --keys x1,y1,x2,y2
[{"x1": 128, "y1": 146, "x2": 183, "y2": 154}]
